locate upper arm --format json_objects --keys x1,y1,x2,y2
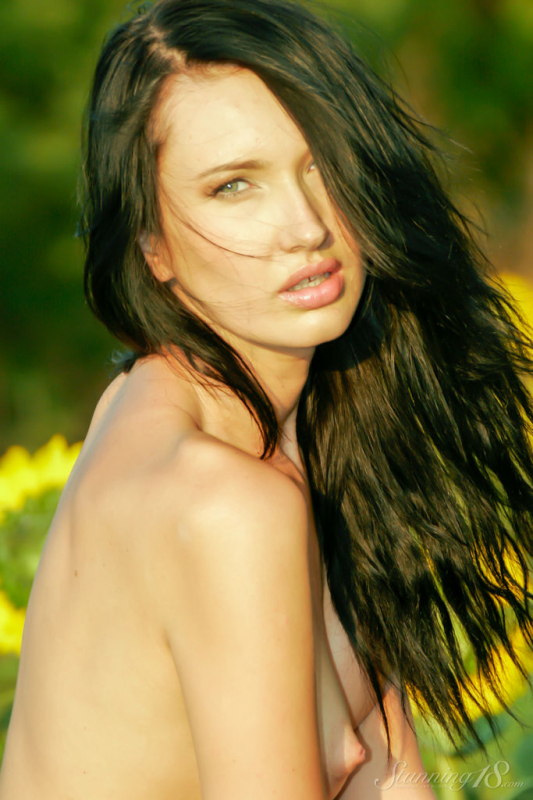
[{"x1": 158, "y1": 443, "x2": 327, "y2": 800}]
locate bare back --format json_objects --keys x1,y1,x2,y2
[{"x1": 0, "y1": 356, "x2": 376, "y2": 800}]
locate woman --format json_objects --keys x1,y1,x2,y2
[{"x1": 1, "y1": 0, "x2": 532, "y2": 797}]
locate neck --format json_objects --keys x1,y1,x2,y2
[
  {"x1": 173, "y1": 338, "x2": 314, "y2": 462},
  {"x1": 247, "y1": 342, "x2": 313, "y2": 430}
]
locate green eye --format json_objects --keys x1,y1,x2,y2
[{"x1": 213, "y1": 178, "x2": 248, "y2": 197}]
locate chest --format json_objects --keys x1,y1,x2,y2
[
  {"x1": 307, "y1": 510, "x2": 375, "y2": 732},
  {"x1": 3, "y1": 479, "x2": 374, "y2": 800}
]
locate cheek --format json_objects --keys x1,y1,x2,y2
[
  {"x1": 166, "y1": 227, "x2": 265, "y2": 307},
  {"x1": 182, "y1": 203, "x2": 277, "y2": 259},
  {"x1": 157, "y1": 203, "x2": 271, "y2": 314},
  {"x1": 337, "y1": 217, "x2": 361, "y2": 257}
]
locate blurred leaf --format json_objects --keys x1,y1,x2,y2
[
  {"x1": 514, "y1": 731, "x2": 533, "y2": 778},
  {"x1": 0, "y1": 653, "x2": 19, "y2": 759},
  {"x1": 1, "y1": 0, "x2": 532, "y2": 450},
  {"x1": 0, "y1": 488, "x2": 61, "y2": 608}
]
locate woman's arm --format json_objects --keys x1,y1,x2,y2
[
  {"x1": 338, "y1": 679, "x2": 437, "y2": 800},
  {"x1": 154, "y1": 436, "x2": 329, "y2": 800}
]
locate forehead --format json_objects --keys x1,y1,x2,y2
[{"x1": 153, "y1": 66, "x2": 306, "y2": 176}]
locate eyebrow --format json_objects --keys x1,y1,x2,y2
[{"x1": 196, "y1": 158, "x2": 270, "y2": 180}]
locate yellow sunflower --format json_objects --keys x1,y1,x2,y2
[{"x1": 0, "y1": 435, "x2": 82, "y2": 654}]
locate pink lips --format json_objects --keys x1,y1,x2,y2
[
  {"x1": 279, "y1": 257, "x2": 344, "y2": 310},
  {"x1": 280, "y1": 257, "x2": 342, "y2": 292}
]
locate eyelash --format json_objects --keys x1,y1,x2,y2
[
  {"x1": 210, "y1": 162, "x2": 317, "y2": 201},
  {"x1": 210, "y1": 178, "x2": 250, "y2": 200}
]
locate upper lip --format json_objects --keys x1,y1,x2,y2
[{"x1": 280, "y1": 257, "x2": 342, "y2": 292}]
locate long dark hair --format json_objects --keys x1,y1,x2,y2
[{"x1": 80, "y1": 0, "x2": 533, "y2": 763}]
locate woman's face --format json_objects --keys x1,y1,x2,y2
[{"x1": 147, "y1": 66, "x2": 366, "y2": 358}]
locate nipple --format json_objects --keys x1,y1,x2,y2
[
  {"x1": 343, "y1": 730, "x2": 366, "y2": 774},
  {"x1": 329, "y1": 723, "x2": 366, "y2": 796}
]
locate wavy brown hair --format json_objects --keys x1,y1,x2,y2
[{"x1": 79, "y1": 0, "x2": 533, "y2": 763}]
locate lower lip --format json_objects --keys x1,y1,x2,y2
[{"x1": 279, "y1": 268, "x2": 345, "y2": 309}]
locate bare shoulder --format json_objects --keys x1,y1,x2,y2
[
  {"x1": 69, "y1": 415, "x2": 309, "y2": 614},
  {"x1": 146, "y1": 431, "x2": 311, "y2": 601},
  {"x1": 84, "y1": 370, "x2": 128, "y2": 439},
  {"x1": 65, "y1": 382, "x2": 325, "y2": 798},
  {"x1": 158, "y1": 430, "x2": 307, "y2": 534},
  {"x1": 147, "y1": 432, "x2": 326, "y2": 800},
  {"x1": 60, "y1": 354, "x2": 206, "y2": 568},
  {"x1": 84, "y1": 353, "x2": 202, "y2": 443}
]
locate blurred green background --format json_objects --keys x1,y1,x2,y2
[
  {"x1": 1, "y1": 0, "x2": 533, "y2": 453},
  {"x1": 1, "y1": 0, "x2": 532, "y2": 795}
]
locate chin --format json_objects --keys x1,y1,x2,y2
[
  {"x1": 315, "y1": 321, "x2": 354, "y2": 347},
  {"x1": 281, "y1": 318, "x2": 355, "y2": 352},
  {"x1": 299, "y1": 301, "x2": 360, "y2": 347}
]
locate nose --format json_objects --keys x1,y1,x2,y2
[{"x1": 276, "y1": 181, "x2": 331, "y2": 253}]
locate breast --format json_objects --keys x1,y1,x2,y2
[
  {"x1": 306, "y1": 520, "x2": 372, "y2": 798},
  {"x1": 315, "y1": 622, "x2": 367, "y2": 798},
  {"x1": 322, "y1": 574, "x2": 376, "y2": 729}
]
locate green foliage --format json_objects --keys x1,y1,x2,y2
[
  {"x1": 0, "y1": 655, "x2": 19, "y2": 760},
  {"x1": 0, "y1": 488, "x2": 61, "y2": 609},
  {"x1": 0, "y1": 484, "x2": 62, "y2": 764},
  {"x1": 417, "y1": 687, "x2": 533, "y2": 799},
  {"x1": 332, "y1": 0, "x2": 533, "y2": 210},
  {"x1": 1, "y1": 0, "x2": 533, "y2": 452},
  {"x1": 0, "y1": 482, "x2": 532, "y2": 789},
  {"x1": 0, "y1": 0, "x2": 125, "y2": 452},
  {"x1": 1, "y1": 0, "x2": 532, "y2": 779}
]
